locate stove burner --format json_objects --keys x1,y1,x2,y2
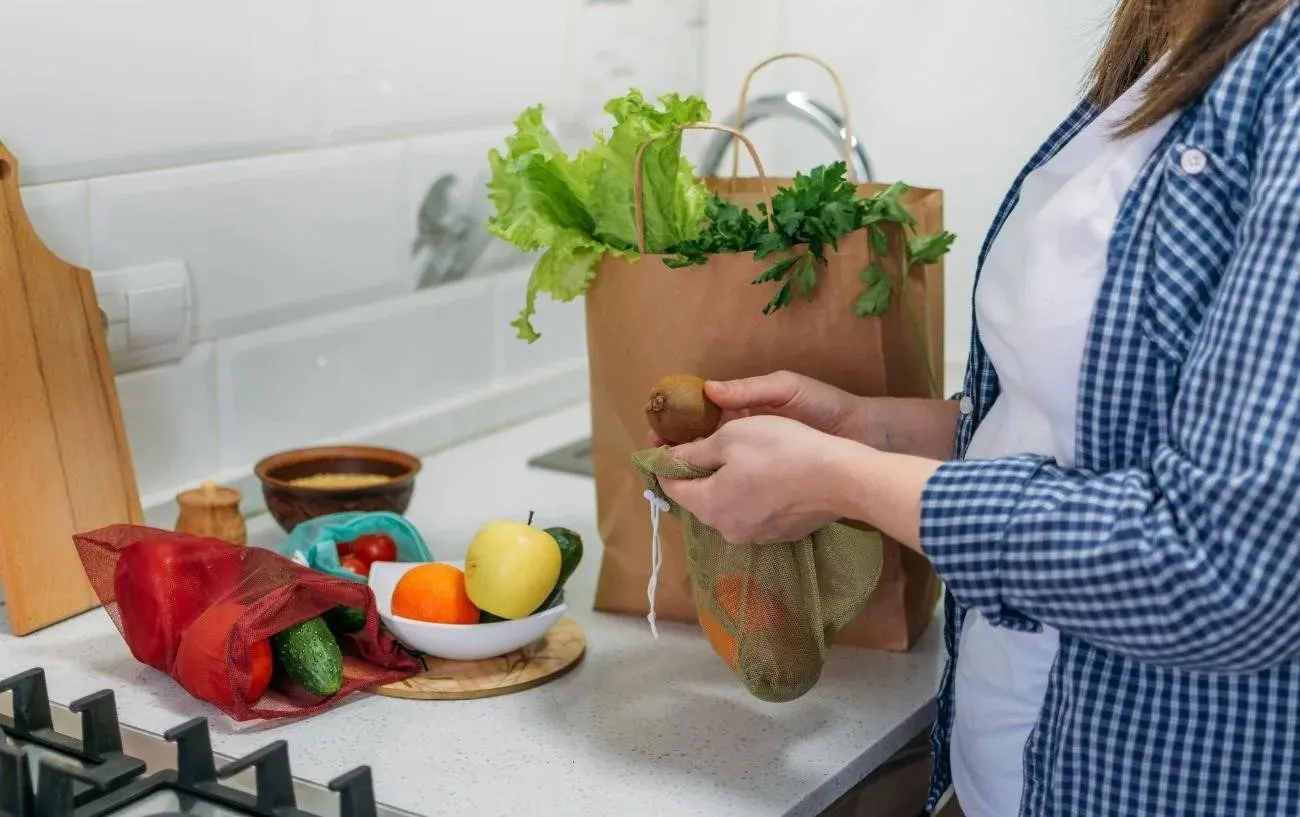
[
  {"x1": 0, "y1": 667, "x2": 384, "y2": 817},
  {"x1": 0, "y1": 669, "x2": 145, "y2": 806},
  {"x1": 0, "y1": 742, "x2": 33, "y2": 817}
]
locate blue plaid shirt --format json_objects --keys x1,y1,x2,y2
[{"x1": 922, "y1": 9, "x2": 1300, "y2": 815}]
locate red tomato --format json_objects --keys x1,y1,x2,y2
[
  {"x1": 349, "y1": 533, "x2": 397, "y2": 566},
  {"x1": 113, "y1": 536, "x2": 244, "y2": 672},
  {"x1": 175, "y1": 601, "x2": 272, "y2": 707},
  {"x1": 339, "y1": 554, "x2": 371, "y2": 577}
]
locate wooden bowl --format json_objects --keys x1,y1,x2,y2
[{"x1": 254, "y1": 445, "x2": 422, "y2": 533}]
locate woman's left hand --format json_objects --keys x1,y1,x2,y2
[{"x1": 659, "y1": 415, "x2": 862, "y2": 545}]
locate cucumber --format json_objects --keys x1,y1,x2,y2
[
  {"x1": 322, "y1": 605, "x2": 366, "y2": 635},
  {"x1": 534, "y1": 527, "x2": 584, "y2": 613},
  {"x1": 271, "y1": 616, "x2": 344, "y2": 696}
]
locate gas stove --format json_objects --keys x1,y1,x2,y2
[{"x1": 0, "y1": 668, "x2": 417, "y2": 817}]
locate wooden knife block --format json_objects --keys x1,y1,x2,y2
[{"x1": 0, "y1": 140, "x2": 143, "y2": 636}]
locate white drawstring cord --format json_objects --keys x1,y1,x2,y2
[{"x1": 644, "y1": 489, "x2": 671, "y2": 639}]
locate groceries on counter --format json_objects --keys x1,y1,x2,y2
[
  {"x1": 72, "y1": 525, "x2": 420, "y2": 721},
  {"x1": 271, "y1": 615, "x2": 346, "y2": 696},
  {"x1": 288, "y1": 472, "x2": 392, "y2": 489},
  {"x1": 392, "y1": 563, "x2": 480, "y2": 624},
  {"x1": 465, "y1": 516, "x2": 561, "y2": 620},
  {"x1": 175, "y1": 602, "x2": 362, "y2": 707},
  {"x1": 275, "y1": 510, "x2": 432, "y2": 581},
  {"x1": 336, "y1": 532, "x2": 398, "y2": 578},
  {"x1": 388, "y1": 517, "x2": 583, "y2": 627},
  {"x1": 74, "y1": 506, "x2": 585, "y2": 720}
]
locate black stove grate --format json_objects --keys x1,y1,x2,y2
[
  {"x1": 0, "y1": 669, "x2": 146, "y2": 807},
  {"x1": 0, "y1": 667, "x2": 380, "y2": 817}
]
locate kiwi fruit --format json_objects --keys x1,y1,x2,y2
[{"x1": 645, "y1": 374, "x2": 722, "y2": 444}]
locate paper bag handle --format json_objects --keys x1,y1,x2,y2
[
  {"x1": 732, "y1": 53, "x2": 857, "y2": 182},
  {"x1": 633, "y1": 123, "x2": 772, "y2": 254}
]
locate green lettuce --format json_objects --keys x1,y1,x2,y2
[
  {"x1": 587, "y1": 91, "x2": 711, "y2": 251},
  {"x1": 486, "y1": 91, "x2": 710, "y2": 342}
]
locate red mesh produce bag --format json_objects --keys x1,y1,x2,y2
[{"x1": 73, "y1": 524, "x2": 420, "y2": 721}]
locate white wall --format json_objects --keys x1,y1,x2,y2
[
  {"x1": 1, "y1": 0, "x2": 705, "y2": 521},
  {"x1": 702, "y1": 0, "x2": 1115, "y2": 391},
  {"x1": 1, "y1": 0, "x2": 1114, "y2": 524}
]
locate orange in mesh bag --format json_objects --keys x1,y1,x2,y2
[{"x1": 633, "y1": 448, "x2": 885, "y2": 702}]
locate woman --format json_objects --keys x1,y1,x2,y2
[{"x1": 657, "y1": 2, "x2": 1300, "y2": 815}]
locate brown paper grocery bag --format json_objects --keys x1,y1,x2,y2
[
  {"x1": 727, "y1": 53, "x2": 945, "y2": 650},
  {"x1": 588, "y1": 115, "x2": 945, "y2": 650}
]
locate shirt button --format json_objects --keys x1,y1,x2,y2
[
  {"x1": 958, "y1": 395, "x2": 974, "y2": 415},
  {"x1": 1180, "y1": 148, "x2": 1208, "y2": 175}
]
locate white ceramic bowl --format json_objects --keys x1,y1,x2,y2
[{"x1": 367, "y1": 560, "x2": 567, "y2": 661}]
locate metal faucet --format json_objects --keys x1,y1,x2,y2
[{"x1": 698, "y1": 91, "x2": 874, "y2": 182}]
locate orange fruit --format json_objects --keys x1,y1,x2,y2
[
  {"x1": 697, "y1": 575, "x2": 787, "y2": 669},
  {"x1": 708, "y1": 574, "x2": 815, "y2": 700},
  {"x1": 391, "y1": 563, "x2": 480, "y2": 624},
  {"x1": 698, "y1": 606, "x2": 739, "y2": 669},
  {"x1": 713, "y1": 573, "x2": 789, "y2": 634}
]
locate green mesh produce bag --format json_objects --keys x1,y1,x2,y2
[{"x1": 633, "y1": 447, "x2": 886, "y2": 702}]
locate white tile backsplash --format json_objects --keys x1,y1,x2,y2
[
  {"x1": 19, "y1": 181, "x2": 91, "y2": 269},
  {"x1": 404, "y1": 126, "x2": 526, "y2": 287},
  {"x1": 215, "y1": 279, "x2": 497, "y2": 468},
  {"x1": 0, "y1": 0, "x2": 316, "y2": 184},
  {"x1": 0, "y1": 0, "x2": 705, "y2": 510},
  {"x1": 116, "y1": 343, "x2": 221, "y2": 497},
  {"x1": 319, "y1": 0, "x2": 580, "y2": 141},
  {"x1": 571, "y1": 0, "x2": 706, "y2": 115},
  {"x1": 88, "y1": 143, "x2": 411, "y2": 341}
]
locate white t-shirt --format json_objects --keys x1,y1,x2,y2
[{"x1": 949, "y1": 70, "x2": 1178, "y2": 816}]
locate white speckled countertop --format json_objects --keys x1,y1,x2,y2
[{"x1": 0, "y1": 404, "x2": 944, "y2": 817}]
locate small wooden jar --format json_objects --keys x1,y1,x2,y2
[{"x1": 175, "y1": 481, "x2": 247, "y2": 545}]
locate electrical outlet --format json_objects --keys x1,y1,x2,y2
[{"x1": 93, "y1": 260, "x2": 192, "y2": 373}]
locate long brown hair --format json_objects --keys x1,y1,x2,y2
[{"x1": 1092, "y1": 0, "x2": 1293, "y2": 135}]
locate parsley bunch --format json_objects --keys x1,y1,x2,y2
[
  {"x1": 663, "y1": 195, "x2": 768, "y2": 265},
  {"x1": 665, "y1": 162, "x2": 955, "y2": 319}
]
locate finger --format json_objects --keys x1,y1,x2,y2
[
  {"x1": 657, "y1": 476, "x2": 698, "y2": 506},
  {"x1": 669, "y1": 433, "x2": 726, "y2": 472},
  {"x1": 706, "y1": 371, "x2": 801, "y2": 412},
  {"x1": 713, "y1": 408, "x2": 751, "y2": 428}
]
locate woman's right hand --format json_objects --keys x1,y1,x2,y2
[{"x1": 649, "y1": 371, "x2": 873, "y2": 446}]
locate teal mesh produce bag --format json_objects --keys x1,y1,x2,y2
[
  {"x1": 276, "y1": 511, "x2": 432, "y2": 581},
  {"x1": 634, "y1": 447, "x2": 885, "y2": 702}
]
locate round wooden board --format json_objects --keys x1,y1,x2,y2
[{"x1": 374, "y1": 617, "x2": 586, "y2": 700}]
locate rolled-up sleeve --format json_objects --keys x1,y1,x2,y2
[{"x1": 921, "y1": 75, "x2": 1300, "y2": 674}]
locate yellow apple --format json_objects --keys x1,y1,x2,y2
[{"x1": 464, "y1": 520, "x2": 561, "y2": 619}]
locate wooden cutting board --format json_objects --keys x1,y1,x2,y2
[
  {"x1": 374, "y1": 618, "x2": 586, "y2": 700},
  {"x1": 0, "y1": 140, "x2": 144, "y2": 636}
]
